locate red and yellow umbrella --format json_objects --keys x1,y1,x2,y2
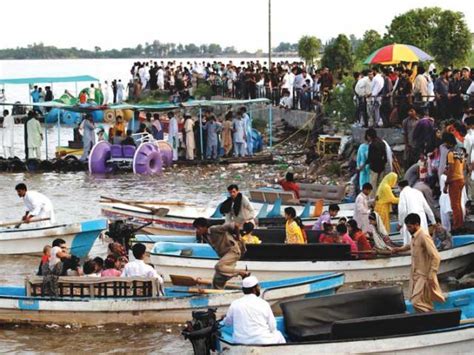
[{"x1": 364, "y1": 44, "x2": 433, "y2": 65}]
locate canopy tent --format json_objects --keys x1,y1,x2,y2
[
  {"x1": 1, "y1": 97, "x2": 273, "y2": 160},
  {"x1": 0, "y1": 75, "x2": 99, "y2": 85}
]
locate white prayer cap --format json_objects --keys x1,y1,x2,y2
[{"x1": 242, "y1": 276, "x2": 259, "y2": 289}]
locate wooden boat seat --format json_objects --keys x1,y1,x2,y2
[
  {"x1": 249, "y1": 189, "x2": 298, "y2": 205},
  {"x1": 280, "y1": 286, "x2": 406, "y2": 342},
  {"x1": 298, "y1": 184, "x2": 346, "y2": 204},
  {"x1": 25, "y1": 276, "x2": 161, "y2": 298},
  {"x1": 331, "y1": 309, "x2": 461, "y2": 340}
]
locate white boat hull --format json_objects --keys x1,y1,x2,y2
[
  {"x1": 0, "y1": 274, "x2": 343, "y2": 325},
  {"x1": 151, "y1": 242, "x2": 474, "y2": 283},
  {"x1": 218, "y1": 326, "x2": 474, "y2": 354},
  {"x1": 0, "y1": 219, "x2": 107, "y2": 257}
]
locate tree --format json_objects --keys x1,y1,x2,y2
[
  {"x1": 321, "y1": 34, "x2": 354, "y2": 75},
  {"x1": 430, "y1": 10, "x2": 472, "y2": 67},
  {"x1": 355, "y1": 30, "x2": 382, "y2": 61},
  {"x1": 297, "y1": 35, "x2": 322, "y2": 65},
  {"x1": 274, "y1": 42, "x2": 292, "y2": 53},
  {"x1": 208, "y1": 43, "x2": 222, "y2": 55},
  {"x1": 185, "y1": 43, "x2": 200, "y2": 55},
  {"x1": 384, "y1": 7, "x2": 443, "y2": 51}
]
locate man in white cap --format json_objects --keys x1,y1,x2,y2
[{"x1": 223, "y1": 276, "x2": 286, "y2": 345}]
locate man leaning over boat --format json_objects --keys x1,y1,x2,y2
[
  {"x1": 193, "y1": 218, "x2": 249, "y2": 289},
  {"x1": 15, "y1": 183, "x2": 55, "y2": 227}
]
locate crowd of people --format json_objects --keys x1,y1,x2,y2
[{"x1": 353, "y1": 65, "x2": 474, "y2": 128}]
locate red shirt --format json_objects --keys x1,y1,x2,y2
[
  {"x1": 352, "y1": 230, "x2": 372, "y2": 251},
  {"x1": 41, "y1": 255, "x2": 49, "y2": 265},
  {"x1": 279, "y1": 180, "x2": 300, "y2": 199},
  {"x1": 320, "y1": 234, "x2": 337, "y2": 244}
]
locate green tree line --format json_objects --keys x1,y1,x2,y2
[{"x1": 298, "y1": 7, "x2": 472, "y2": 73}]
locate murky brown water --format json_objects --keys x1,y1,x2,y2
[{"x1": 0, "y1": 164, "x2": 282, "y2": 354}]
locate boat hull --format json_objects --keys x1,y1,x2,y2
[
  {"x1": 0, "y1": 219, "x2": 107, "y2": 257},
  {"x1": 0, "y1": 274, "x2": 343, "y2": 325},
  {"x1": 218, "y1": 326, "x2": 474, "y2": 354},
  {"x1": 150, "y1": 241, "x2": 474, "y2": 283}
]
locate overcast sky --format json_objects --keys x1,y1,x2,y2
[{"x1": 1, "y1": 0, "x2": 472, "y2": 51}]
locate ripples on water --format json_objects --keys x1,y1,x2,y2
[{"x1": 0, "y1": 164, "x2": 278, "y2": 353}]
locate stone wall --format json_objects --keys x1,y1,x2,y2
[{"x1": 351, "y1": 126, "x2": 404, "y2": 146}]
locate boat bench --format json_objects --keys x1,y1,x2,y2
[
  {"x1": 109, "y1": 144, "x2": 136, "y2": 161},
  {"x1": 298, "y1": 184, "x2": 346, "y2": 204},
  {"x1": 25, "y1": 276, "x2": 161, "y2": 298},
  {"x1": 331, "y1": 309, "x2": 461, "y2": 340},
  {"x1": 281, "y1": 286, "x2": 406, "y2": 342},
  {"x1": 249, "y1": 189, "x2": 299, "y2": 205}
]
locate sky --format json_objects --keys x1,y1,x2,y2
[{"x1": 1, "y1": 0, "x2": 472, "y2": 52}]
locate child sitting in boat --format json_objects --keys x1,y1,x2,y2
[
  {"x1": 101, "y1": 255, "x2": 122, "y2": 277},
  {"x1": 319, "y1": 223, "x2": 338, "y2": 243},
  {"x1": 335, "y1": 223, "x2": 358, "y2": 253},
  {"x1": 241, "y1": 222, "x2": 261, "y2": 244},
  {"x1": 37, "y1": 245, "x2": 51, "y2": 276},
  {"x1": 83, "y1": 259, "x2": 101, "y2": 277},
  {"x1": 347, "y1": 220, "x2": 372, "y2": 252},
  {"x1": 429, "y1": 218, "x2": 453, "y2": 250}
]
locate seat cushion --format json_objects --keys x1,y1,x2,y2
[
  {"x1": 331, "y1": 309, "x2": 462, "y2": 340},
  {"x1": 281, "y1": 286, "x2": 406, "y2": 342}
]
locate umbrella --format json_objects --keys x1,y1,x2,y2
[{"x1": 364, "y1": 44, "x2": 433, "y2": 65}]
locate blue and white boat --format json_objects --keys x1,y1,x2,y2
[
  {"x1": 150, "y1": 236, "x2": 474, "y2": 284},
  {"x1": 185, "y1": 286, "x2": 474, "y2": 354},
  {"x1": 0, "y1": 219, "x2": 107, "y2": 257},
  {"x1": 0, "y1": 273, "x2": 344, "y2": 326}
]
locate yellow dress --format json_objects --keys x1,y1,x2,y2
[
  {"x1": 242, "y1": 233, "x2": 261, "y2": 244},
  {"x1": 285, "y1": 220, "x2": 306, "y2": 244},
  {"x1": 374, "y1": 172, "x2": 399, "y2": 233}
]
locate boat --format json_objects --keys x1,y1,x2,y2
[
  {"x1": 0, "y1": 273, "x2": 344, "y2": 326},
  {"x1": 149, "y1": 236, "x2": 474, "y2": 283},
  {"x1": 184, "y1": 286, "x2": 474, "y2": 354},
  {"x1": 0, "y1": 219, "x2": 107, "y2": 257},
  {"x1": 100, "y1": 197, "x2": 355, "y2": 236}
]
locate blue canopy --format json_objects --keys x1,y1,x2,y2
[{"x1": 0, "y1": 75, "x2": 99, "y2": 85}]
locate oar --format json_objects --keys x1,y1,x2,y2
[
  {"x1": 171, "y1": 288, "x2": 228, "y2": 294},
  {"x1": 170, "y1": 275, "x2": 241, "y2": 290},
  {"x1": 100, "y1": 196, "x2": 169, "y2": 216},
  {"x1": 460, "y1": 318, "x2": 474, "y2": 324},
  {"x1": 0, "y1": 218, "x2": 50, "y2": 228},
  {"x1": 100, "y1": 196, "x2": 194, "y2": 207}
]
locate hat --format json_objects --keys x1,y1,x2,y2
[
  {"x1": 462, "y1": 66, "x2": 470, "y2": 72},
  {"x1": 242, "y1": 275, "x2": 259, "y2": 288}
]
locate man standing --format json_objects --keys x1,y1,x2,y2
[
  {"x1": 402, "y1": 106, "x2": 419, "y2": 168},
  {"x1": 434, "y1": 68, "x2": 451, "y2": 120},
  {"x1": 354, "y1": 70, "x2": 371, "y2": 127},
  {"x1": 369, "y1": 68, "x2": 384, "y2": 127},
  {"x1": 223, "y1": 276, "x2": 286, "y2": 345},
  {"x1": 444, "y1": 133, "x2": 465, "y2": 232},
  {"x1": 193, "y1": 218, "x2": 249, "y2": 289},
  {"x1": 232, "y1": 114, "x2": 246, "y2": 158},
  {"x1": 365, "y1": 128, "x2": 387, "y2": 197},
  {"x1": 204, "y1": 115, "x2": 221, "y2": 160},
  {"x1": 116, "y1": 80, "x2": 124, "y2": 103},
  {"x1": 397, "y1": 180, "x2": 435, "y2": 246},
  {"x1": 26, "y1": 111, "x2": 42, "y2": 159},
  {"x1": 241, "y1": 107, "x2": 253, "y2": 156},
  {"x1": 80, "y1": 114, "x2": 96, "y2": 161},
  {"x1": 394, "y1": 213, "x2": 445, "y2": 312},
  {"x1": 464, "y1": 116, "x2": 474, "y2": 201},
  {"x1": 15, "y1": 183, "x2": 55, "y2": 226},
  {"x1": 2, "y1": 109, "x2": 14, "y2": 158},
  {"x1": 167, "y1": 111, "x2": 179, "y2": 161}
]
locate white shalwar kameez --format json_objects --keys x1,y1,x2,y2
[
  {"x1": 224, "y1": 294, "x2": 286, "y2": 345},
  {"x1": 439, "y1": 175, "x2": 452, "y2": 232},
  {"x1": 2, "y1": 114, "x2": 14, "y2": 158},
  {"x1": 23, "y1": 190, "x2": 55, "y2": 226},
  {"x1": 398, "y1": 186, "x2": 435, "y2": 245},
  {"x1": 168, "y1": 116, "x2": 179, "y2": 161}
]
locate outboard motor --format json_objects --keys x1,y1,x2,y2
[
  {"x1": 182, "y1": 308, "x2": 220, "y2": 355},
  {"x1": 106, "y1": 220, "x2": 152, "y2": 252}
]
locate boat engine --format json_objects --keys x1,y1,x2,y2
[
  {"x1": 106, "y1": 220, "x2": 152, "y2": 252},
  {"x1": 182, "y1": 308, "x2": 220, "y2": 355}
]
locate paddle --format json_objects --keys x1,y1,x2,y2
[
  {"x1": 100, "y1": 197, "x2": 195, "y2": 207},
  {"x1": 0, "y1": 218, "x2": 50, "y2": 229},
  {"x1": 170, "y1": 275, "x2": 241, "y2": 290},
  {"x1": 460, "y1": 318, "x2": 474, "y2": 325},
  {"x1": 100, "y1": 196, "x2": 169, "y2": 216},
  {"x1": 171, "y1": 288, "x2": 228, "y2": 294}
]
